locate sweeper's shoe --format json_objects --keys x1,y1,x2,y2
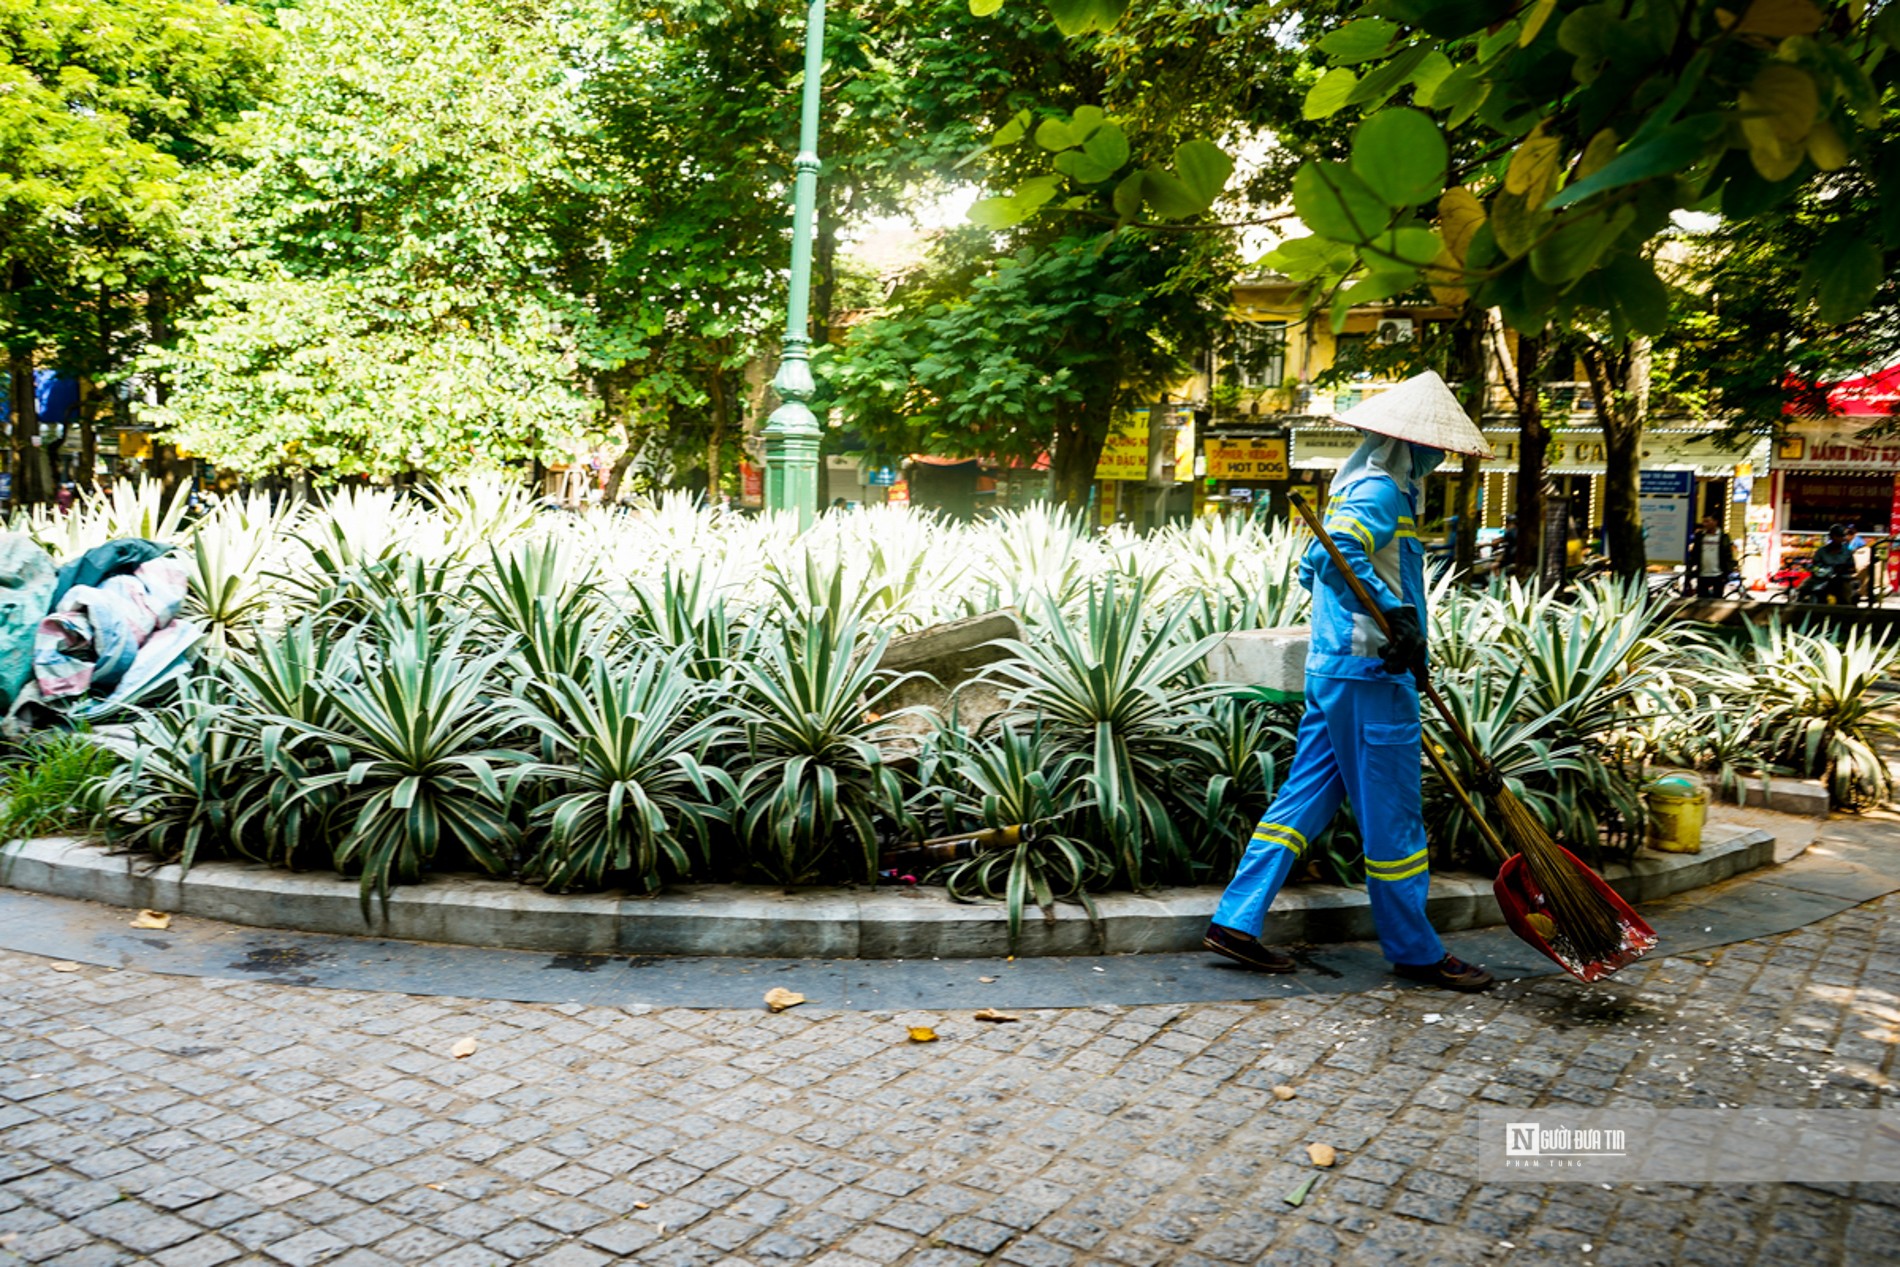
[
  {"x1": 1203, "y1": 924, "x2": 1297, "y2": 973},
  {"x1": 1393, "y1": 954, "x2": 1495, "y2": 992}
]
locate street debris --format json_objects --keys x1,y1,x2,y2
[
  {"x1": 1272, "y1": 1084, "x2": 1297, "y2": 1100},
  {"x1": 47, "y1": 961, "x2": 81, "y2": 973},
  {"x1": 763, "y1": 988, "x2": 806, "y2": 1012},
  {"x1": 450, "y1": 1036, "x2": 478, "y2": 1059},
  {"x1": 1306, "y1": 1142, "x2": 1337, "y2": 1167},
  {"x1": 973, "y1": 1009, "x2": 1019, "y2": 1023},
  {"x1": 907, "y1": 1026, "x2": 939, "y2": 1042},
  {"x1": 129, "y1": 910, "x2": 171, "y2": 930}
]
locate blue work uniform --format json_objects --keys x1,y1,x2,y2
[{"x1": 1212, "y1": 441, "x2": 1444, "y2": 967}]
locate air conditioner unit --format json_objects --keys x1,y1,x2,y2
[{"x1": 1375, "y1": 317, "x2": 1415, "y2": 344}]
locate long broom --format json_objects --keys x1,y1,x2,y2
[{"x1": 1291, "y1": 493, "x2": 1655, "y2": 980}]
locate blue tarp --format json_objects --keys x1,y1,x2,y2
[{"x1": 0, "y1": 370, "x2": 79, "y2": 428}]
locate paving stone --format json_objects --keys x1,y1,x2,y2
[{"x1": 1, "y1": 886, "x2": 1897, "y2": 1267}]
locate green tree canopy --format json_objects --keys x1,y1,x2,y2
[
  {"x1": 146, "y1": 0, "x2": 598, "y2": 480},
  {"x1": 824, "y1": 228, "x2": 1219, "y2": 506}
]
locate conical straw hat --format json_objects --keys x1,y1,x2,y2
[{"x1": 1331, "y1": 370, "x2": 1494, "y2": 459}]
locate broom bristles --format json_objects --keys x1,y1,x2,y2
[{"x1": 1491, "y1": 784, "x2": 1627, "y2": 962}]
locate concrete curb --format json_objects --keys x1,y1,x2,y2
[{"x1": 0, "y1": 825, "x2": 1774, "y2": 959}]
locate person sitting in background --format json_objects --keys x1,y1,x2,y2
[
  {"x1": 1686, "y1": 516, "x2": 1737, "y2": 599},
  {"x1": 1802, "y1": 523, "x2": 1860, "y2": 604}
]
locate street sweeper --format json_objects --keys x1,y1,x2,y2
[{"x1": 1203, "y1": 370, "x2": 1498, "y2": 992}]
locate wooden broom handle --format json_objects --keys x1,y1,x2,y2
[{"x1": 1290, "y1": 492, "x2": 1510, "y2": 863}]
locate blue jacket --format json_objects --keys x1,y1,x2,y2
[{"x1": 1300, "y1": 471, "x2": 1427, "y2": 681}]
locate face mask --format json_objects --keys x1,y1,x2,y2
[{"x1": 1409, "y1": 445, "x2": 1446, "y2": 483}]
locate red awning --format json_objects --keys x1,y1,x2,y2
[
  {"x1": 909, "y1": 452, "x2": 1052, "y2": 471},
  {"x1": 1784, "y1": 366, "x2": 1900, "y2": 418}
]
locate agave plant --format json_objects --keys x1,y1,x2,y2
[
  {"x1": 220, "y1": 617, "x2": 359, "y2": 870},
  {"x1": 512, "y1": 652, "x2": 734, "y2": 893},
  {"x1": 985, "y1": 578, "x2": 1226, "y2": 888},
  {"x1": 468, "y1": 538, "x2": 615, "y2": 710},
  {"x1": 727, "y1": 613, "x2": 912, "y2": 886},
  {"x1": 1423, "y1": 663, "x2": 1643, "y2": 869},
  {"x1": 1744, "y1": 620, "x2": 1900, "y2": 810},
  {"x1": 87, "y1": 684, "x2": 254, "y2": 870},
  {"x1": 181, "y1": 492, "x2": 304, "y2": 652},
  {"x1": 1170, "y1": 696, "x2": 1296, "y2": 880},
  {"x1": 272, "y1": 613, "x2": 523, "y2": 912},
  {"x1": 923, "y1": 723, "x2": 1108, "y2": 951}
]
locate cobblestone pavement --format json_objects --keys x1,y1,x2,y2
[{"x1": 2, "y1": 895, "x2": 1896, "y2": 1267}]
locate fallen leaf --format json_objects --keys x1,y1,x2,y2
[
  {"x1": 1526, "y1": 912, "x2": 1556, "y2": 940},
  {"x1": 972, "y1": 1009, "x2": 1019, "y2": 1024},
  {"x1": 978, "y1": 976, "x2": 997, "y2": 983},
  {"x1": 1424, "y1": 1013, "x2": 1443, "y2": 1024},
  {"x1": 1307, "y1": 1142, "x2": 1337, "y2": 1167},
  {"x1": 129, "y1": 910, "x2": 171, "y2": 930},
  {"x1": 764, "y1": 988, "x2": 806, "y2": 1013},
  {"x1": 47, "y1": 961, "x2": 81, "y2": 973},
  {"x1": 907, "y1": 1026, "x2": 939, "y2": 1043},
  {"x1": 1272, "y1": 1085, "x2": 1297, "y2": 1101},
  {"x1": 1284, "y1": 1173, "x2": 1318, "y2": 1207},
  {"x1": 633, "y1": 1201, "x2": 649, "y2": 1210},
  {"x1": 426, "y1": 1184, "x2": 444, "y2": 1191},
  {"x1": 450, "y1": 1036, "x2": 478, "y2": 1059}
]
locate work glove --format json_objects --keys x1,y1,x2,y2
[{"x1": 1380, "y1": 605, "x2": 1428, "y2": 681}]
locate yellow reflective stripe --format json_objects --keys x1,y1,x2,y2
[
  {"x1": 1365, "y1": 846, "x2": 1429, "y2": 875},
  {"x1": 1251, "y1": 823, "x2": 1307, "y2": 855},
  {"x1": 1367, "y1": 860, "x2": 1430, "y2": 882},
  {"x1": 1326, "y1": 516, "x2": 1376, "y2": 553}
]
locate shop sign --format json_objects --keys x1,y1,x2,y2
[
  {"x1": 1638, "y1": 470, "x2": 1694, "y2": 562},
  {"x1": 739, "y1": 460, "x2": 764, "y2": 501},
  {"x1": 119, "y1": 430, "x2": 152, "y2": 460},
  {"x1": 886, "y1": 480, "x2": 910, "y2": 507},
  {"x1": 1095, "y1": 411, "x2": 1150, "y2": 481},
  {"x1": 1205, "y1": 436, "x2": 1289, "y2": 480},
  {"x1": 1295, "y1": 424, "x2": 1739, "y2": 473},
  {"x1": 867, "y1": 466, "x2": 898, "y2": 487},
  {"x1": 1774, "y1": 429, "x2": 1900, "y2": 471}
]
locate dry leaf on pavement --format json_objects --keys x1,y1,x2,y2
[
  {"x1": 129, "y1": 910, "x2": 171, "y2": 930},
  {"x1": 47, "y1": 961, "x2": 81, "y2": 973},
  {"x1": 1306, "y1": 1142, "x2": 1337, "y2": 1167},
  {"x1": 907, "y1": 1026, "x2": 939, "y2": 1043},
  {"x1": 763, "y1": 988, "x2": 806, "y2": 1013},
  {"x1": 1271, "y1": 1085, "x2": 1297, "y2": 1100},
  {"x1": 972, "y1": 1009, "x2": 1019, "y2": 1023},
  {"x1": 450, "y1": 1036, "x2": 478, "y2": 1059},
  {"x1": 978, "y1": 976, "x2": 997, "y2": 983}
]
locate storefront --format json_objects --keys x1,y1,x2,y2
[
  {"x1": 1765, "y1": 427, "x2": 1900, "y2": 590},
  {"x1": 1092, "y1": 405, "x2": 1196, "y2": 528},
  {"x1": 1285, "y1": 422, "x2": 1763, "y2": 559}
]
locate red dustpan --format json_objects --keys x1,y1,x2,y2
[{"x1": 1493, "y1": 847, "x2": 1658, "y2": 982}]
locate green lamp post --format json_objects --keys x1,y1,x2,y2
[{"x1": 763, "y1": 0, "x2": 827, "y2": 528}]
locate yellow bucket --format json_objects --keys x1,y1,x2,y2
[{"x1": 1646, "y1": 775, "x2": 1707, "y2": 853}]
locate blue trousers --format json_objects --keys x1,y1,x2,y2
[{"x1": 1212, "y1": 673, "x2": 1444, "y2": 967}]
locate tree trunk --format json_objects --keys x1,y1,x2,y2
[
  {"x1": 7, "y1": 344, "x2": 48, "y2": 510},
  {"x1": 812, "y1": 214, "x2": 839, "y2": 349},
  {"x1": 1582, "y1": 337, "x2": 1650, "y2": 578},
  {"x1": 1448, "y1": 310, "x2": 1487, "y2": 572},
  {"x1": 1050, "y1": 400, "x2": 1112, "y2": 510},
  {"x1": 706, "y1": 366, "x2": 728, "y2": 501},
  {"x1": 1511, "y1": 330, "x2": 1550, "y2": 578},
  {"x1": 76, "y1": 375, "x2": 99, "y2": 492}
]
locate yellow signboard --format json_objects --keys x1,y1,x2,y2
[
  {"x1": 118, "y1": 430, "x2": 151, "y2": 460},
  {"x1": 1205, "y1": 436, "x2": 1289, "y2": 481},
  {"x1": 1094, "y1": 411, "x2": 1150, "y2": 481}
]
